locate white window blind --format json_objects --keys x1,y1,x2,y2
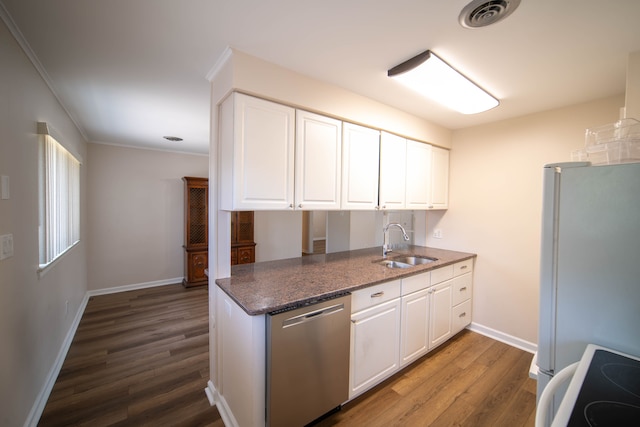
[{"x1": 39, "y1": 129, "x2": 80, "y2": 267}]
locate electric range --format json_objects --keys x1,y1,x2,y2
[{"x1": 553, "y1": 344, "x2": 640, "y2": 426}]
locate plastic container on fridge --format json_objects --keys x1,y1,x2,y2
[
  {"x1": 584, "y1": 118, "x2": 640, "y2": 164},
  {"x1": 570, "y1": 148, "x2": 588, "y2": 162}
]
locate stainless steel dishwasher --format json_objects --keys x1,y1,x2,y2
[{"x1": 266, "y1": 293, "x2": 351, "y2": 427}]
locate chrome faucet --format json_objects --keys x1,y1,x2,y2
[{"x1": 383, "y1": 223, "x2": 410, "y2": 258}]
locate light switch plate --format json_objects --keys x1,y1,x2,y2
[{"x1": 0, "y1": 234, "x2": 14, "y2": 260}]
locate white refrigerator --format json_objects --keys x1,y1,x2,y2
[{"x1": 536, "y1": 162, "x2": 640, "y2": 406}]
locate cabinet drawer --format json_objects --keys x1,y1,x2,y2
[
  {"x1": 430, "y1": 265, "x2": 454, "y2": 285},
  {"x1": 401, "y1": 271, "x2": 430, "y2": 296},
  {"x1": 453, "y1": 259, "x2": 473, "y2": 276},
  {"x1": 452, "y1": 299, "x2": 472, "y2": 333},
  {"x1": 351, "y1": 280, "x2": 401, "y2": 313},
  {"x1": 237, "y1": 247, "x2": 255, "y2": 264},
  {"x1": 452, "y1": 273, "x2": 473, "y2": 306}
]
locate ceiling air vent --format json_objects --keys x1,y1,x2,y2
[{"x1": 459, "y1": 0, "x2": 521, "y2": 28}]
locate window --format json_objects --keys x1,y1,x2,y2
[{"x1": 38, "y1": 123, "x2": 80, "y2": 269}]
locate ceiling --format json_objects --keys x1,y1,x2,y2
[{"x1": 2, "y1": 0, "x2": 640, "y2": 155}]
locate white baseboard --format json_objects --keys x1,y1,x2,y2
[
  {"x1": 204, "y1": 380, "x2": 217, "y2": 406},
  {"x1": 23, "y1": 292, "x2": 90, "y2": 427},
  {"x1": 25, "y1": 277, "x2": 183, "y2": 427},
  {"x1": 206, "y1": 381, "x2": 238, "y2": 427},
  {"x1": 468, "y1": 322, "x2": 537, "y2": 354},
  {"x1": 87, "y1": 277, "x2": 183, "y2": 297}
]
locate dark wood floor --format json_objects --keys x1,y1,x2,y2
[
  {"x1": 38, "y1": 284, "x2": 223, "y2": 427},
  {"x1": 39, "y1": 284, "x2": 536, "y2": 427},
  {"x1": 317, "y1": 330, "x2": 537, "y2": 427}
]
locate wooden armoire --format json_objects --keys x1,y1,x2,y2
[
  {"x1": 231, "y1": 211, "x2": 256, "y2": 265},
  {"x1": 182, "y1": 177, "x2": 208, "y2": 287}
]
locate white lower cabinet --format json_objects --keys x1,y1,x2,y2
[
  {"x1": 350, "y1": 259, "x2": 474, "y2": 400},
  {"x1": 452, "y1": 299, "x2": 472, "y2": 333},
  {"x1": 451, "y1": 259, "x2": 474, "y2": 333},
  {"x1": 400, "y1": 287, "x2": 430, "y2": 367},
  {"x1": 428, "y1": 280, "x2": 453, "y2": 349},
  {"x1": 350, "y1": 281, "x2": 401, "y2": 399}
]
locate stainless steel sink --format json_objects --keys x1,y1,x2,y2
[
  {"x1": 377, "y1": 256, "x2": 437, "y2": 269},
  {"x1": 392, "y1": 256, "x2": 437, "y2": 265},
  {"x1": 378, "y1": 260, "x2": 412, "y2": 269}
]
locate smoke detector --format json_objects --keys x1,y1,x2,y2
[{"x1": 459, "y1": 0, "x2": 521, "y2": 28}]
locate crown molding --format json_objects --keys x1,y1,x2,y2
[
  {"x1": 0, "y1": 1, "x2": 90, "y2": 142},
  {"x1": 206, "y1": 45, "x2": 233, "y2": 82}
]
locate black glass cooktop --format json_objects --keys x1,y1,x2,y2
[{"x1": 568, "y1": 349, "x2": 640, "y2": 427}]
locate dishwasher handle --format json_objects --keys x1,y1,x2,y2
[{"x1": 281, "y1": 303, "x2": 345, "y2": 328}]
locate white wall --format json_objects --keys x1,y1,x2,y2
[
  {"x1": 312, "y1": 211, "x2": 326, "y2": 239},
  {"x1": 349, "y1": 211, "x2": 384, "y2": 250},
  {"x1": 253, "y1": 211, "x2": 302, "y2": 262},
  {"x1": 426, "y1": 95, "x2": 624, "y2": 346},
  {"x1": 625, "y1": 51, "x2": 640, "y2": 119},
  {"x1": 215, "y1": 49, "x2": 453, "y2": 149},
  {"x1": 87, "y1": 143, "x2": 208, "y2": 290},
  {"x1": 0, "y1": 19, "x2": 88, "y2": 426}
]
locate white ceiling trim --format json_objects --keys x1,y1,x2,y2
[
  {"x1": 0, "y1": 0, "x2": 89, "y2": 142},
  {"x1": 206, "y1": 46, "x2": 233, "y2": 83}
]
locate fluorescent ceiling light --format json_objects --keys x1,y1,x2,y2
[{"x1": 388, "y1": 50, "x2": 499, "y2": 114}]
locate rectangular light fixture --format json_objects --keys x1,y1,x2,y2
[{"x1": 388, "y1": 50, "x2": 499, "y2": 114}]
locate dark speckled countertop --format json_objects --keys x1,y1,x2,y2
[{"x1": 215, "y1": 246, "x2": 476, "y2": 315}]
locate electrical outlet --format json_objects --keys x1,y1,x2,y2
[
  {"x1": 433, "y1": 229, "x2": 443, "y2": 239},
  {"x1": 0, "y1": 234, "x2": 13, "y2": 260}
]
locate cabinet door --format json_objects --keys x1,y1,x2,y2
[
  {"x1": 429, "y1": 146, "x2": 449, "y2": 210},
  {"x1": 429, "y1": 280, "x2": 453, "y2": 349},
  {"x1": 400, "y1": 288, "x2": 430, "y2": 367},
  {"x1": 350, "y1": 298, "x2": 401, "y2": 398},
  {"x1": 220, "y1": 93, "x2": 295, "y2": 210},
  {"x1": 184, "y1": 250, "x2": 208, "y2": 287},
  {"x1": 405, "y1": 139, "x2": 431, "y2": 209},
  {"x1": 295, "y1": 110, "x2": 342, "y2": 210},
  {"x1": 379, "y1": 132, "x2": 407, "y2": 210},
  {"x1": 341, "y1": 123, "x2": 380, "y2": 210}
]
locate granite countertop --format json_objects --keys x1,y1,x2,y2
[{"x1": 215, "y1": 245, "x2": 476, "y2": 315}]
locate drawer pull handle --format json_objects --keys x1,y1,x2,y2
[
  {"x1": 371, "y1": 291, "x2": 384, "y2": 298},
  {"x1": 459, "y1": 287, "x2": 467, "y2": 292},
  {"x1": 460, "y1": 265, "x2": 468, "y2": 270},
  {"x1": 459, "y1": 312, "x2": 467, "y2": 318}
]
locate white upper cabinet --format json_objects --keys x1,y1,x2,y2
[
  {"x1": 429, "y1": 146, "x2": 449, "y2": 210},
  {"x1": 405, "y1": 139, "x2": 432, "y2": 210},
  {"x1": 219, "y1": 93, "x2": 295, "y2": 210},
  {"x1": 379, "y1": 132, "x2": 433, "y2": 210},
  {"x1": 379, "y1": 132, "x2": 407, "y2": 210},
  {"x1": 341, "y1": 123, "x2": 380, "y2": 210},
  {"x1": 295, "y1": 110, "x2": 342, "y2": 210},
  {"x1": 219, "y1": 93, "x2": 448, "y2": 212}
]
